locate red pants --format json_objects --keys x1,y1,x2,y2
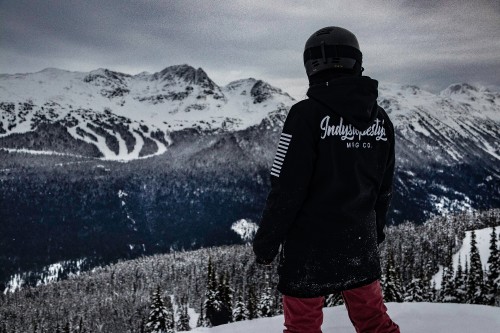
[{"x1": 283, "y1": 280, "x2": 400, "y2": 333}]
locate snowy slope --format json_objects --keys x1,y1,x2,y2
[
  {"x1": 379, "y1": 83, "x2": 500, "y2": 165},
  {"x1": 183, "y1": 303, "x2": 500, "y2": 333},
  {"x1": 0, "y1": 66, "x2": 294, "y2": 133},
  {"x1": 433, "y1": 226, "x2": 500, "y2": 288},
  {"x1": 1, "y1": 66, "x2": 499, "y2": 164},
  {"x1": 374, "y1": 84, "x2": 500, "y2": 220},
  {"x1": 0, "y1": 65, "x2": 294, "y2": 160}
]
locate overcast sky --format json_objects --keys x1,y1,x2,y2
[{"x1": 1, "y1": 0, "x2": 499, "y2": 99}]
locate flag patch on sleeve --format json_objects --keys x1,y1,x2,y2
[{"x1": 270, "y1": 132, "x2": 292, "y2": 177}]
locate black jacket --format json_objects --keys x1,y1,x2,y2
[{"x1": 253, "y1": 76, "x2": 395, "y2": 297}]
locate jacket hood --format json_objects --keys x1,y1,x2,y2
[{"x1": 306, "y1": 76, "x2": 379, "y2": 131}]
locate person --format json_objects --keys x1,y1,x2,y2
[{"x1": 252, "y1": 26, "x2": 400, "y2": 333}]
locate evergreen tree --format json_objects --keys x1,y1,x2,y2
[
  {"x1": 140, "y1": 316, "x2": 146, "y2": 333},
  {"x1": 216, "y1": 272, "x2": 233, "y2": 324},
  {"x1": 497, "y1": 229, "x2": 500, "y2": 306},
  {"x1": 203, "y1": 257, "x2": 220, "y2": 327},
  {"x1": 422, "y1": 259, "x2": 435, "y2": 283},
  {"x1": 78, "y1": 317, "x2": 84, "y2": 333},
  {"x1": 202, "y1": 258, "x2": 232, "y2": 326},
  {"x1": 176, "y1": 302, "x2": 191, "y2": 331},
  {"x1": 273, "y1": 288, "x2": 284, "y2": 315},
  {"x1": 232, "y1": 294, "x2": 249, "y2": 322},
  {"x1": 487, "y1": 227, "x2": 499, "y2": 276},
  {"x1": 440, "y1": 250, "x2": 457, "y2": 303},
  {"x1": 196, "y1": 300, "x2": 204, "y2": 328},
  {"x1": 382, "y1": 253, "x2": 403, "y2": 302},
  {"x1": 246, "y1": 284, "x2": 257, "y2": 320},
  {"x1": 419, "y1": 260, "x2": 433, "y2": 302},
  {"x1": 485, "y1": 227, "x2": 499, "y2": 305},
  {"x1": 164, "y1": 295, "x2": 175, "y2": 333},
  {"x1": 404, "y1": 278, "x2": 424, "y2": 302},
  {"x1": 454, "y1": 256, "x2": 467, "y2": 303},
  {"x1": 257, "y1": 277, "x2": 274, "y2": 317},
  {"x1": 419, "y1": 278, "x2": 433, "y2": 302},
  {"x1": 430, "y1": 279, "x2": 439, "y2": 302},
  {"x1": 467, "y1": 230, "x2": 485, "y2": 304},
  {"x1": 498, "y1": 230, "x2": 500, "y2": 306},
  {"x1": 438, "y1": 266, "x2": 446, "y2": 301},
  {"x1": 258, "y1": 287, "x2": 274, "y2": 318},
  {"x1": 146, "y1": 285, "x2": 174, "y2": 333}
]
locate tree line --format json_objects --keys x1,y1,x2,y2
[{"x1": 0, "y1": 209, "x2": 499, "y2": 333}]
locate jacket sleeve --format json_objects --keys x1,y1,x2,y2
[
  {"x1": 374, "y1": 116, "x2": 395, "y2": 244},
  {"x1": 253, "y1": 105, "x2": 317, "y2": 262}
]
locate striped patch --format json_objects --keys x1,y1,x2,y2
[{"x1": 271, "y1": 132, "x2": 292, "y2": 177}]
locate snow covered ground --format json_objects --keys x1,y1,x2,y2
[
  {"x1": 184, "y1": 302, "x2": 500, "y2": 333},
  {"x1": 433, "y1": 226, "x2": 500, "y2": 288},
  {"x1": 3, "y1": 257, "x2": 87, "y2": 293}
]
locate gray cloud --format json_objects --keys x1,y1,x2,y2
[{"x1": 1, "y1": 0, "x2": 499, "y2": 99}]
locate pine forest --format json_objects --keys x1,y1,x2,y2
[{"x1": 1, "y1": 209, "x2": 499, "y2": 333}]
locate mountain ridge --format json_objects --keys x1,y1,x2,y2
[
  {"x1": 1, "y1": 65, "x2": 498, "y2": 162},
  {"x1": 0, "y1": 64, "x2": 294, "y2": 160},
  {"x1": 0, "y1": 65, "x2": 498, "y2": 291}
]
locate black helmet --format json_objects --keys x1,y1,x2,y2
[{"x1": 303, "y1": 27, "x2": 362, "y2": 77}]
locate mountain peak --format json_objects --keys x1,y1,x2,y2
[
  {"x1": 83, "y1": 68, "x2": 131, "y2": 86},
  {"x1": 438, "y1": 83, "x2": 498, "y2": 105},
  {"x1": 158, "y1": 63, "x2": 194, "y2": 74},
  {"x1": 151, "y1": 65, "x2": 216, "y2": 89},
  {"x1": 401, "y1": 84, "x2": 422, "y2": 95},
  {"x1": 154, "y1": 64, "x2": 196, "y2": 81},
  {"x1": 225, "y1": 78, "x2": 258, "y2": 91},
  {"x1": 224, "y1": 78, "x2": 292, "y2": 103},
  {"x1": 87, "y1": 68, "x2": 108, "y2": 76},
  {"x1": 39, "y1": 67, "x2": 68, "y2": 74},
  {"x1": 250, "y1": 80, "x2": 290, "y2": 103},
  {"x1": 441, "y1": 83, "x2": 481, "y2": 96}
]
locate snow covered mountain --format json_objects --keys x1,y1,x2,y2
[
  {"x1": 377, "y1": 83, "x2": 500, "y2": 220},
  {"x1": 432, "y1": 225, "x2": 500, "y2": 288},
  {"x1": 1, "y1": 66, "x2": 498, "y2": 165},
  {"x1": 0, "y1": 65, "x2": 499, "y2": 292},
  {"x1": 381, "y1": 83, "x2": 499, "y2": 165},
  {"x1": 0, "y1": 65, "x2": 294, "y2": 160}
]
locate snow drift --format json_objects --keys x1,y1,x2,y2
[{"x1": 186, "y1": 302, "x2": 500, "y2": 333}]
